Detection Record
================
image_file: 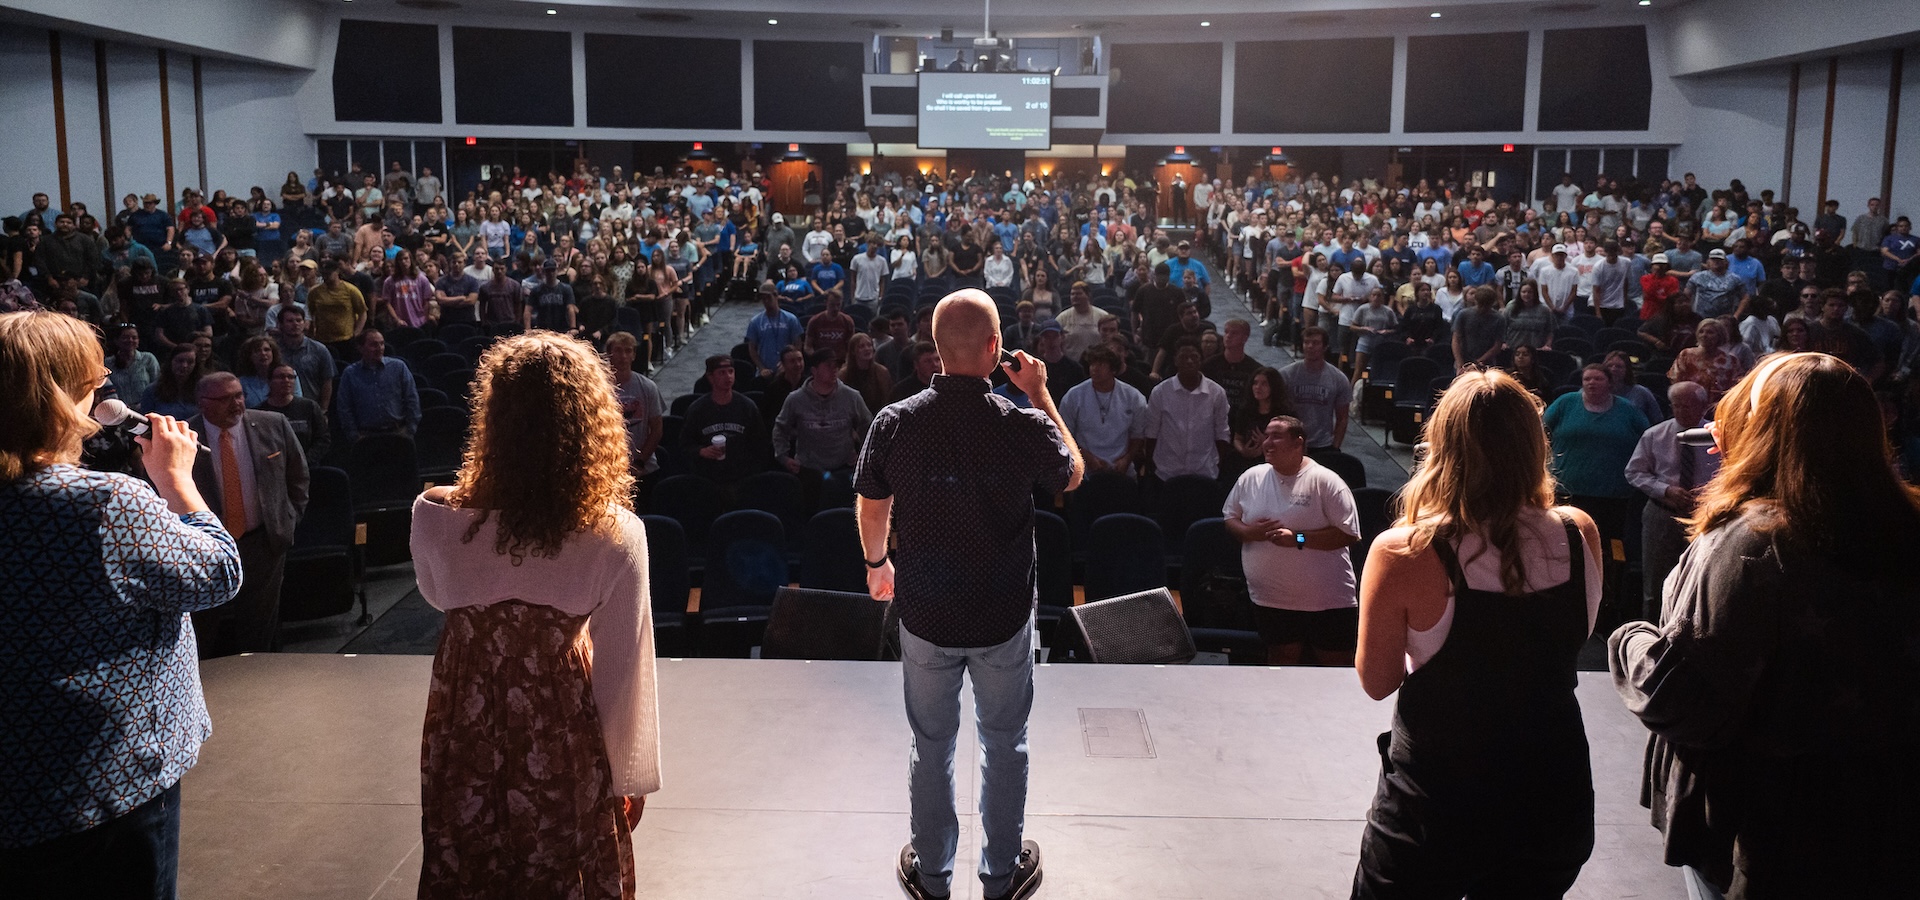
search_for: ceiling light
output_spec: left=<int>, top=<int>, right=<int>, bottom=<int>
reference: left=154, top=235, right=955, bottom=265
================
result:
left=1638, top=0, right=1652, bottom=5
left=1199, top=21, right=1211, bottom=27
left=768, top=18, right=779, bottom=24
left=1429, top=11, right=1443, bottom=18
left=545, top=8, right=557, bottom=14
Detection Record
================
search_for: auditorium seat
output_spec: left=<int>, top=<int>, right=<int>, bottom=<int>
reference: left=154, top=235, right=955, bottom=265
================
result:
left=415, top=406, right=470, bottom=484
left=734, top=470, right=807, bottom=556
left=346, top=434, right=421, bottom=567
left=1084, top=513, right=1166, bottom=602
left=798, top=508, right=868, bottom=594
left=698, top=509, right=786, bottom=658
left=435, top=322, right=479, bottom=345
left=1034, top=509, right=1074, bottom=648
left=648, top=474, right=726, bottom=568
left=277, top=466, right=368, bottom=640
left=640, top=514, right=693, bottom=657
left=1154, top=473, right=1228, bottom=564
left=429, top=369, right=474, bottom=407
left=1317, top=449, right=1368, bottom=491
left=1067, top=469, right=1142, bottom=555
left=399, top=337, right=444, bottom=365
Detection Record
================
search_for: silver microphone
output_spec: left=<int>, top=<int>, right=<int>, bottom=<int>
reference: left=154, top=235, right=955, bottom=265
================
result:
left=94, top=399, right=211, bottom=451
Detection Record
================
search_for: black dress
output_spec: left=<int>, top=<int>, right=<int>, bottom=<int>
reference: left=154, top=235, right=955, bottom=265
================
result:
left=1354, top=515, right=1595, bottom=899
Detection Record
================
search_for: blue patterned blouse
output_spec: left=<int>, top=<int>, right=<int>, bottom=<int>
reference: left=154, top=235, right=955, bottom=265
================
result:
left=0, top=464, right=242, bottom=847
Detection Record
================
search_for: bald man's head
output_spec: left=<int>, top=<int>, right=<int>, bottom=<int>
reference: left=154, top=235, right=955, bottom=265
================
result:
left=932, top=289, right=1002, bottom=377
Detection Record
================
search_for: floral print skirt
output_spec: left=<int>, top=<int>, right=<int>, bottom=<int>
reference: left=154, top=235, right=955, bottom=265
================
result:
left=419, top=601, right=636, bottom=900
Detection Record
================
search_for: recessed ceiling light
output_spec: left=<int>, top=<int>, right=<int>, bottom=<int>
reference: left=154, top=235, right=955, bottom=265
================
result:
left=1638, top=0, right=1652, bottom=5
left=545, top=8, right=557, bottom=14
left=1199, top=21, right=1211, bottom=27
left=1429, top=11, right=1443, bottom=18
left=768, top=18, right=779, bottom=24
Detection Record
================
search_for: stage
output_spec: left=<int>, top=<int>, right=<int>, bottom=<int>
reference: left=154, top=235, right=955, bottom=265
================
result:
left=179, top=655, right=1683, bottom=899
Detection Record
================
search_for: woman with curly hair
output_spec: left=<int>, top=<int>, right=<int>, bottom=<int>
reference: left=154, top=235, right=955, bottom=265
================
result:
left=410, top=331, right=660, bottom=899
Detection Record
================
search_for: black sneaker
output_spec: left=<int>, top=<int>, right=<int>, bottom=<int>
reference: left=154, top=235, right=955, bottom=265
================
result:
left=984, top=840, right=1043, bottom=900
left=897, top=843, right=949, bottom=900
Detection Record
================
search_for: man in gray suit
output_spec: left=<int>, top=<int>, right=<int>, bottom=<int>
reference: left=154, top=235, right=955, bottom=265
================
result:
left=188, top=372, right=310, bottom=656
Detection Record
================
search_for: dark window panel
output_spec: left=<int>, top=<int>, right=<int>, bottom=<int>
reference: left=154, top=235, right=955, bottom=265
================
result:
left=1539, top=26, right=1651, bottom=131
left=1108, top=43, right=1222, bottom=134
left=453, top=27, right=573, bottom=127
left=1404, top=33, right=1526, bottom=133
left=870, top=85, right=916, bottom=117
left=1233, top=39, right=1392, bottom=134
left=1052, top=87, right=1101, bottom=118
left=754, top=40, right=865, bottom=132
left=333, top=20, right=441, bottom=123
left=585, top=35, right=741, bottom=130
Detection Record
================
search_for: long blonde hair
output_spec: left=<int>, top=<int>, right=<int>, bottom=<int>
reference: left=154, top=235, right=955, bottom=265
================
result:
left=1395, top=368, right=1555, bottom=595
left=0, top=312, right=102, bottom=482
left=452, top=332, right=633, bottom=563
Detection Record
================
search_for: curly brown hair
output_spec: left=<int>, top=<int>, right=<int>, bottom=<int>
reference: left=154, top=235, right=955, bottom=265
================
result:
left=451, top=331, right=633, bottom=563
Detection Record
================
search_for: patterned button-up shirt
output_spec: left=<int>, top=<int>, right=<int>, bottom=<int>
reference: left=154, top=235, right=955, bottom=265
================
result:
left=855, top=375, right=1074, bottom=647
left=0, top=466, right=241, bottom=847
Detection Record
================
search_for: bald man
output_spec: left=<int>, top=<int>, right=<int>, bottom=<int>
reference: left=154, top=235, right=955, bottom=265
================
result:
left=855, top=289, right=1082, bottom=900
left=187, top=372, right=309, bottom=655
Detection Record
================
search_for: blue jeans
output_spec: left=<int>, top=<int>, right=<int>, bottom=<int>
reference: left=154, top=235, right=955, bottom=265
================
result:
left=0, top=779, right=181, bottom=899
left=901, top=619, right=1035, bottom=898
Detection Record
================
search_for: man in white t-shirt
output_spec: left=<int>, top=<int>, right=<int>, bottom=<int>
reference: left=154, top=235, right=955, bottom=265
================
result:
left=1530, top=244, right=1581, bottom=320
left=1589, top=241, right=1632, bottom=325
left=800, top=221, right=832, bottom=265
left=1550, top=175, right=1583, bottom=218
left=1052, top=281, right=1106, bottom=361
left=1222, top=416, right=1361, bottom=665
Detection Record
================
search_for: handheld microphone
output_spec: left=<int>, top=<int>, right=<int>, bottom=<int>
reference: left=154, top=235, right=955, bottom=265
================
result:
left=1675, top=427, right=1716, bottom=448
left=94, top=399, right=211, bottom=451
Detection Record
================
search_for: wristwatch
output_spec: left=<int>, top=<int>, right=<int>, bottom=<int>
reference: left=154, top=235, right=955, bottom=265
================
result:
left=865, top=553, right=890, bottom=569
left=1294, top=532, right=1307, bottom=550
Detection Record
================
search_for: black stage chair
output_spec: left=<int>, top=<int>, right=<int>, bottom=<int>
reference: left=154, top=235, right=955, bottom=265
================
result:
left=1084, top=513, right=1166, bottom=602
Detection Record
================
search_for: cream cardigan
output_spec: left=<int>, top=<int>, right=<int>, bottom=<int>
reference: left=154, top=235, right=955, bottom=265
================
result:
left=410, top=494, right=662, bottom=796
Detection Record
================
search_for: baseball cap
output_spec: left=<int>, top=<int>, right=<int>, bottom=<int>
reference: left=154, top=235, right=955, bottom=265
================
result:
left=541, top=258, right=558, bottom=270
left=1037, top=319, right=1063, bottom=334
left=704, top=355, right=734, bottom=374
left=298, top=259, right=319, bottom=270
left=771, top=212, right=784, bottom=223
left=1551, top=243, right=1569, bottom=254
left=1708, top=248, right=1728, bottom=259
left=1650, top=253, right=1670, bottom=265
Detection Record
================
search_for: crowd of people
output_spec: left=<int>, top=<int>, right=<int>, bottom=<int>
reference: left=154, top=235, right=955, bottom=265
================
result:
left=4, top=149, right=1920, bottom=900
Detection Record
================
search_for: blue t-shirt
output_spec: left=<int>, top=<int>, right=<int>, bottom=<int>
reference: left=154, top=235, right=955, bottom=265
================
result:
left=1457, top=260, right=1496, bottom=287
left=1884, top=232, right=1919, bottom=270
left=810, top=262, right=846, bottom=294
left=1415, top=246, right=1453, bottom=273
left=778, top=278, right=811, bottom=303
left=746, top=309, right=804, bottom=368
left=1725, top=255, right=1764, bottom=294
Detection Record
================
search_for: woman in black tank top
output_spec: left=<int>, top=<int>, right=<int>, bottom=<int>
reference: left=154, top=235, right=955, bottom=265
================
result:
left=1351, top=368, right=1603, bottom=899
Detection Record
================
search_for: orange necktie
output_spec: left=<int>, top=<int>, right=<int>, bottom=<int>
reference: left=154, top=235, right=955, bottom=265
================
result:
left=220, top=428, right=248, bottom=534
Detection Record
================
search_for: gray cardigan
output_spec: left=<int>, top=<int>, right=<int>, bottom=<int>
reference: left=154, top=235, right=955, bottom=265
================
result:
left=1608, top=509, right=1920, bottom=896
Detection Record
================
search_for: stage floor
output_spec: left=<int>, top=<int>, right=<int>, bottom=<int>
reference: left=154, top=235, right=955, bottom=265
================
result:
left=180, top=655, right=1682, bottom=899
